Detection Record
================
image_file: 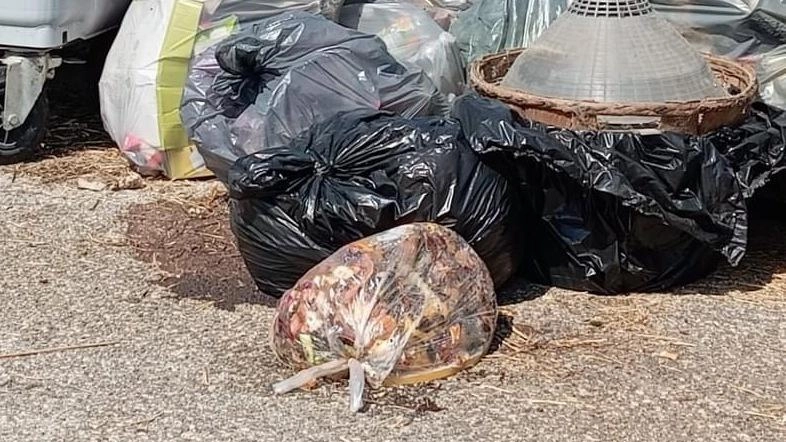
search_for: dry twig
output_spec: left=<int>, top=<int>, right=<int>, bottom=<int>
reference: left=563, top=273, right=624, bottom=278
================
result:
left=0, top=341, right=119, bottom=360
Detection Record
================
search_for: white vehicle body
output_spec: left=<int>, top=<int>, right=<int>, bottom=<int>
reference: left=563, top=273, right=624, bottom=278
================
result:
left=0, top=0, right=130, bottom=161
left=0, top=0, right=130, bottom=50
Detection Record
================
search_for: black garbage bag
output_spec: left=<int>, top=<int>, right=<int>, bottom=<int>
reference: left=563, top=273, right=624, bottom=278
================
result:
left=227, top=108, right=521, bottom=297
left=452, top=94, right=748, bottom=294
left=180, top=11, right=448, bottom=182
left=706, top=102, right=786, bottom=207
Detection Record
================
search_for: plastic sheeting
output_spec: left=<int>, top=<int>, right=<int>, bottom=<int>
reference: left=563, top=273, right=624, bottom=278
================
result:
left=227, top=108, right=521, bottom=296
left=181, top=11, right=448, bottom=182
left=338, top=2, right=466, bottom=97
left=453, top=94, right=750, bottom=294
left=401, top=0, right=475, bottom=29
left=271, top=223, right=496, bottom=412
left=449, top=0, right=569, bottom=63
left=99, top=0, right=318, bottom=178
left=650, top=1, right=786, bottom=109
left=651, top=0, right=786, bottom=57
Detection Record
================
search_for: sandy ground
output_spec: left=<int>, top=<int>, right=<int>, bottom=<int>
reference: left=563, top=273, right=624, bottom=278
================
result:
left=1, top=151, right=785, bottom=442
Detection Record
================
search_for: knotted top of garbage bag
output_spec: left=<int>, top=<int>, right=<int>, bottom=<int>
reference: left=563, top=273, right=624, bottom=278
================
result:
left=227, top=109, right=483, bottom=244
left=226, top=105, right=521, bottom=294
left=212, top=12, right=407, bottom=117
left=227, top=110, right=405, bottom=201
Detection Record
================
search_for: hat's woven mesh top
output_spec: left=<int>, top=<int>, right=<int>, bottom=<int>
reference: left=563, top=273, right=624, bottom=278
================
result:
left=568, top=0, right=652, bottom=17
left=501, top=0, right=727, bottom=103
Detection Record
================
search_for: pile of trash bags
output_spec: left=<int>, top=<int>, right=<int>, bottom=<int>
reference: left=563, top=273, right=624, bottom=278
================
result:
left=221, top=92, right=786, bottom=296
left=90, top=0, right=786, bottom=412
left=271, top=223, right=497, bottom=412
left=92, top=0, right=786, bottom=409
left=173, top=6, right=786, bottom=297
left=233, top=90, right=783, bottom=408
left=100, top=0, right=467, bottom=179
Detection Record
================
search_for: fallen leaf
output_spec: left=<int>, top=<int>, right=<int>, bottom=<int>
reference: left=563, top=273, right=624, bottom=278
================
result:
left=77, top=178, right=107, bottom=192
left=111, top=173, right=146, bottom=191
left=655, top=350, right=680, bottom=361
left=587, top=318, right=605, bottom=327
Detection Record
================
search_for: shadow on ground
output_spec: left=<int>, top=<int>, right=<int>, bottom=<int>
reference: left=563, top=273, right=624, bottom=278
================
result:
left=124, top=196, right=278, bottom=310
left=122, top=190, right=786, bottom=313
left=40, top=31, right=117, bottom=156
left=497, top=279, right=550, bottom=306
left=677, top=209, right=786, bottom=296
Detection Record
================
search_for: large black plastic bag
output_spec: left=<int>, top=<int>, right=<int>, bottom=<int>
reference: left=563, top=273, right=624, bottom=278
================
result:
left=452, top=95, right=748, bottom=294
left=180, top=11, right=448, bottom=182
left=227, top=109, right=521, bottom=296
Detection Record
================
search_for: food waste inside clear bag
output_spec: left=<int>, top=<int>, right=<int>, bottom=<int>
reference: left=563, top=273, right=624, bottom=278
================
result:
left=270, top=223, right=498, bottom=412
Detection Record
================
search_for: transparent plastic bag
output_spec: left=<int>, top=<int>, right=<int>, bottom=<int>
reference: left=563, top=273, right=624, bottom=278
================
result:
left=401, top=0, right=460, bottom=30
left=270, top=223, right=497, bottom=412
left=338, top=2, right=467, bottom=97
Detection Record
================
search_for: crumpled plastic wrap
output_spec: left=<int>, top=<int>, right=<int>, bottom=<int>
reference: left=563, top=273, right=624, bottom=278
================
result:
left=706, top=101, right=786, bottom=207
left=227, top=107, right=521, bottom=296
left=180, top=11, right=448, bottom=182
left=338, top=2, right=466, bottom=97
left=453, top=94, right=749, bottom=294
left=270, top=223, right=497, bottom=412
left=449, top=0, right=569, bottom=62
left=651, top=0, right=786, bottom=109
left=401, top=0, right=475, bottom=30
left=705, top=102, right=786, bottom=198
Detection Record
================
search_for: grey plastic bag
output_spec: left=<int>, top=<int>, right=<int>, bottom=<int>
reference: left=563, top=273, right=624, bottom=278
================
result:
left=180, top=11, right=448, bottom=182
left=449, top=0, right=569, bottom=63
